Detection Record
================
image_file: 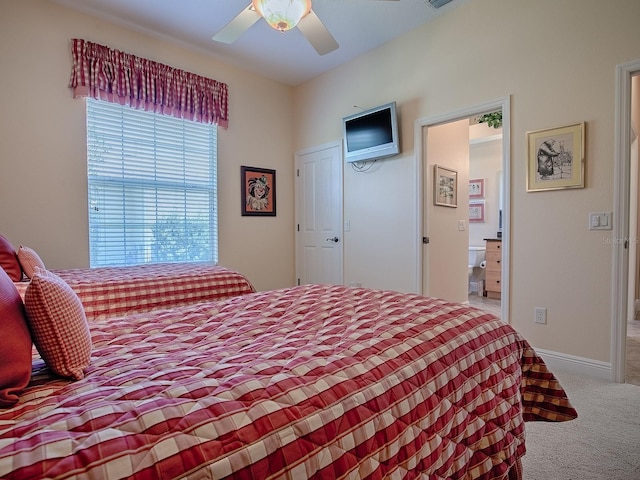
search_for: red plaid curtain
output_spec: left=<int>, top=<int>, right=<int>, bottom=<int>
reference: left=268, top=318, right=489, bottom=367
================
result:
left=69, top=39, right=229, bottom=128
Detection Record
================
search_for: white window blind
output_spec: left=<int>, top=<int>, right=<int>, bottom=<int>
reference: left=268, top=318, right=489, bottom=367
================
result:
left=86, top=98, right=217, bottom=267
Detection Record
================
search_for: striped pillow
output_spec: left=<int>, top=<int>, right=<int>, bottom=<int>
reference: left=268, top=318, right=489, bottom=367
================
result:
left=17, top=245, right=46, bottom=279
left=24, top=268, right=91, bottom=380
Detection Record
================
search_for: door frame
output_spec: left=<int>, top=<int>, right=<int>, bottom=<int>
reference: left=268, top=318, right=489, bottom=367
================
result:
left=294, top=141, right=344, bottom=286
left=612, top=59, right=640, bottom=382
left=414, top=96, right=511, bottom=322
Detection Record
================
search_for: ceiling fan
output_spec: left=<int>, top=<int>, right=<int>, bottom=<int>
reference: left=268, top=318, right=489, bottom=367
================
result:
left=212, top=0, right=401, bottom=56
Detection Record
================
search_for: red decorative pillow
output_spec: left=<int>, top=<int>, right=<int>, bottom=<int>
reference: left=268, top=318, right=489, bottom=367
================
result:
left=17, top=245, right=46, bottom=279
left=0, top=234, right=22, bottom=282
left=0, top=268, right=32, bottom=407
left=24, top=268, right=92, bottom=380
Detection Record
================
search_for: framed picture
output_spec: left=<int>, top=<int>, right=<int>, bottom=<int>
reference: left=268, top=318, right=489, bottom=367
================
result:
left=469, top=178, right=485, bottom=199
left=434, top=165, right=458, bottom=207
left=469, top=202, right=485, bottom=223
left=241, top=166, right=276, bottom=216
left=526, top=122, right=585, bottom=192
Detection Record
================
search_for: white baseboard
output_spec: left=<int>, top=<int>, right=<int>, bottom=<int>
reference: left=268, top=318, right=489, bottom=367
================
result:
left=534, top=347, right=613, bottom=381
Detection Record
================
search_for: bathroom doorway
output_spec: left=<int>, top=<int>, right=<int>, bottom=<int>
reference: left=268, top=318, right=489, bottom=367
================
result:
left=418, top=97, right=510, bottom=322
left=467, top=116, right=503, bottom=318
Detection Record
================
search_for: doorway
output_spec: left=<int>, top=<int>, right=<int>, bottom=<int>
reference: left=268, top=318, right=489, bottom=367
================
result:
left=628, top=73, right=640, bottom=384
left=415, top=97, right=511, bottom=322
left=468, top=118, right=504, bottom=318
left=613, top=59, right=640, bottom=383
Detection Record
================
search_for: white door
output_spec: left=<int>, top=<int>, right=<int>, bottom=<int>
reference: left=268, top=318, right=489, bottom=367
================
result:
left=295, top=142, right=343, bottom=285
left=423, top=120, right=470, bottom=303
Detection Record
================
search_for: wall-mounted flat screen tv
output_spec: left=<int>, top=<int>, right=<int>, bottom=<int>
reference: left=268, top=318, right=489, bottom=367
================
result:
left=342, top=102, right=400, bottom=163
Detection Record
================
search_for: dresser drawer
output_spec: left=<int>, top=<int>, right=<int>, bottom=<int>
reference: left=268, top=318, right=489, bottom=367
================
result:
left=486, top=241, right=502, bottom=254
left=485, top=272, right=502, bottom=292
left=485, top=252, right=502, bottom=272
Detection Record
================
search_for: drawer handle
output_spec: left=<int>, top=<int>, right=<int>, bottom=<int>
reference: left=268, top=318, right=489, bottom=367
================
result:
left=496, top=260, right=501, bottom=264
left=496, top=280, right=500, bottom=284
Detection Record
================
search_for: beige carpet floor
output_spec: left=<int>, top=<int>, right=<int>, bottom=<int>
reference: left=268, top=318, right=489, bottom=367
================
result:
left=522, top=369, right=640, bottom=479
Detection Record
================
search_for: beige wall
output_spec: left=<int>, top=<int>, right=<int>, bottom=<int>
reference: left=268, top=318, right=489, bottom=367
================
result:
left=293, top=0, right=640, bottom=364
left=0, top=0, right=296, bottom=292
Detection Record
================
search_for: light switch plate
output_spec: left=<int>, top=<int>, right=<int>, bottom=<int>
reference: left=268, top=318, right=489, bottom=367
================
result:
left=589, top=212, right=612, bottom=230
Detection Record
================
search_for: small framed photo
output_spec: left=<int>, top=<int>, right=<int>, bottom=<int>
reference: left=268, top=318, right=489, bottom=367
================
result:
left=526, top=122, right=585, bottom=192
left=241, top=166, right=276, bottom=216
left=469, top=178, right=485, bottom=199
left=434, top=165, right=458, bottom=207
left=469, top=202, right=485, bottom=223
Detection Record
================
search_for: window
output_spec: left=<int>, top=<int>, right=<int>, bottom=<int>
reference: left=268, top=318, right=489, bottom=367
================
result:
left=86, top=98, right=217, bottom=267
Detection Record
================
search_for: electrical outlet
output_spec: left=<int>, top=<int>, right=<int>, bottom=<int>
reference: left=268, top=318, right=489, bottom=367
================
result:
left=535, top=307, right=547, bottom=324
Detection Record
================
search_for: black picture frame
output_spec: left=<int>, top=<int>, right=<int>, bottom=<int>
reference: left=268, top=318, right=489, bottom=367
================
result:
left=241, top=166, right=276, bottom=216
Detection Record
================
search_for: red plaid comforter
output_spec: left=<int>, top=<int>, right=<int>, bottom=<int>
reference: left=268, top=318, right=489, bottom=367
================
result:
left=14, top=263, right=255, bottom=320
left=0, top=285, right=576, bottom=480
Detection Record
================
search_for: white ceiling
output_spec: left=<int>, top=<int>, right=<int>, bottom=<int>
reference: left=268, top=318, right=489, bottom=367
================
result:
left=51, top=0, right=468, bottom=86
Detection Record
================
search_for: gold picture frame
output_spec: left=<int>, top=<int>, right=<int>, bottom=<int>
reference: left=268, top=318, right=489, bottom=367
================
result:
left=526, top=122, right=585, bottom=192
left=434, top=165, right=458, bottom=207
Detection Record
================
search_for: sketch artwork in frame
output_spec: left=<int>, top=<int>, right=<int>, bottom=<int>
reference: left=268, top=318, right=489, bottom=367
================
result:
left=469, top=202, right=485, bottom=223
left=434, top=165, right=458, bottom=207
left=526, top=122, right=585, bottom=192
left=469, top=178, right=485, bottom=199
left=241, top=166, right=276, bottom=216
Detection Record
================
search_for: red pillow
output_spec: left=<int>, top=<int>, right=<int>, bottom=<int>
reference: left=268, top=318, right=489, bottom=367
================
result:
left=0, top=234, right=22, bottom=282
left=0, top=267, right=32, bottom=407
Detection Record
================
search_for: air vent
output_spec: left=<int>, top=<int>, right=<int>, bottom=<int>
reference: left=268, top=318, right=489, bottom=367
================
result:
left=427, top=0, right=454, bottom=8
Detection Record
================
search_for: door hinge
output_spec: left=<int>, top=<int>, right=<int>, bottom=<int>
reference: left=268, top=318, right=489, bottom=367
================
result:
left=297, top=278, right=301, bottom=286
left=297, top=224, right=300, bottom=232
left=296, top=169, right=300, bottom=177
left=422, top=236, right=430, bottom=244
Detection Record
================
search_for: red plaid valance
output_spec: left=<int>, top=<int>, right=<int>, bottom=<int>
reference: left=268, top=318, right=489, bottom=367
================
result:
left=68, top=39, right=229, bottom=128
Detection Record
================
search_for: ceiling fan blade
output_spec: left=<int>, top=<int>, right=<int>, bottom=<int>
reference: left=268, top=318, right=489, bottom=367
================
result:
left=297, top=10, right=339, bottom=56
left=212, top=5, right=261, bottom=44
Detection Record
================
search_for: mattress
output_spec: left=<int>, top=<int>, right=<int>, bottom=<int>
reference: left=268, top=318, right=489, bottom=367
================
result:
left=14, top=262, right=255, bottom=320
left=0, top=284, right=577, bottom=479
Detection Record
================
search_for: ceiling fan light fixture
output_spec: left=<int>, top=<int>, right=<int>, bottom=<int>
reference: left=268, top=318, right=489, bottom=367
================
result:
left=252, top=0, right=312, bottom=32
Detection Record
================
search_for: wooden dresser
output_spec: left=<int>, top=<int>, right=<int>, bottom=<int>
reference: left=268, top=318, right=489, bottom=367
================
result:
left=484, top=239, right=502, bottom=299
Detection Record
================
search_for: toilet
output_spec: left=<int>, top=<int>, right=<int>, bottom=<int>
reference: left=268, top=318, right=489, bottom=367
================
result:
left=468, top=246, right=486, bottom=294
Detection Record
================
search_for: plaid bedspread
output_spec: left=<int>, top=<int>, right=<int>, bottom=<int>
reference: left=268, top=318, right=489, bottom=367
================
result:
left=14, top=263, right=255, bottom=320
left=0, top=284, right=576, bottom=480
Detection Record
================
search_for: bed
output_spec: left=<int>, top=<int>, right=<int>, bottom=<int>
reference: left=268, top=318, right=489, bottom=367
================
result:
left=0, top=276, right=576, bottom=480
left=13, top=262, right=256, bottom=320
left=0, top=235, right=255, bottom=321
